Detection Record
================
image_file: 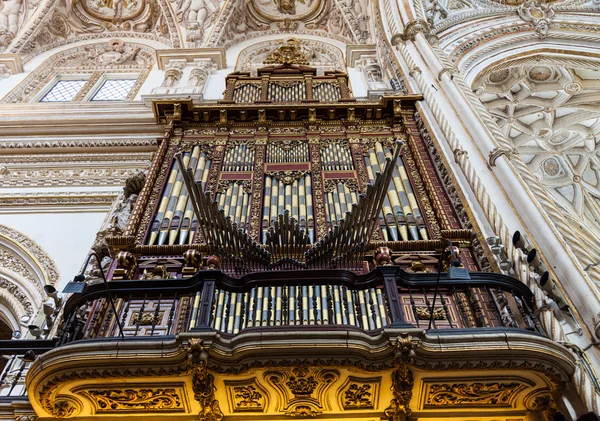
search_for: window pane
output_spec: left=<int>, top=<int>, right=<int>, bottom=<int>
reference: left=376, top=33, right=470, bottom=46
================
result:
left=91, top=79, right=136, bottom=101
left=40, top=80, right=87, bottom=102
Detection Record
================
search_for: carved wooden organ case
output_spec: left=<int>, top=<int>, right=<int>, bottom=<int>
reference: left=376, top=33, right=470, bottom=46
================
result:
left=106, top=65, right=482, bottom=281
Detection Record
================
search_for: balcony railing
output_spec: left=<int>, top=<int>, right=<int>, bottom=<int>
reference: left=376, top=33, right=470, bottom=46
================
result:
left=57, top=267, right=541, bottom=344
left=0, top=340, right=55, bottom=400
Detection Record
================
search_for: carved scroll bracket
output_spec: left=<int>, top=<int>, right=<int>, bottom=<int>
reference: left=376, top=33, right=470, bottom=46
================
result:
left=384, top=334, right=419, bottom=421
left=187, top=339, right=224, bottom=421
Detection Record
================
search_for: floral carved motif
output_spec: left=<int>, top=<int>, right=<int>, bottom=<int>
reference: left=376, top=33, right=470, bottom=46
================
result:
left=343, top=384, right=373, bottom=409
left=83, top=388, right=184, bottom=412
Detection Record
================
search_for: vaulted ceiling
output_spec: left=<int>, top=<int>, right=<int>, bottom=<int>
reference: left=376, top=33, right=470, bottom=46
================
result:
left=1, top=0, right=374, bottom=62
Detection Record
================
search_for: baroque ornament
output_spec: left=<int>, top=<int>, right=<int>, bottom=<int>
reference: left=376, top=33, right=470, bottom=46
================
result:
left=384, top=334, right=418, bottom=421
left=83, top=388, right=184, bottom=412
left=517, top=1, right=555, bottom=38
left=263, top=38, right=308, bottom=65
left=425, top=382, right=526, bottom=407
left=186, top=339, right=223, bottom=421
left=265, top=366, right=340, bottom=417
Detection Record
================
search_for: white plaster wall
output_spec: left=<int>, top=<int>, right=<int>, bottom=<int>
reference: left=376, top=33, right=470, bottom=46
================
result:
left=0, top=212, right=107, bottom=290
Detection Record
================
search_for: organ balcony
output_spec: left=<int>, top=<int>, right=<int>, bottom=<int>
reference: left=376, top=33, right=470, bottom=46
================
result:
left=14, top=266, right=577, bottom=420
left=8, top=58, right=581, bottom=420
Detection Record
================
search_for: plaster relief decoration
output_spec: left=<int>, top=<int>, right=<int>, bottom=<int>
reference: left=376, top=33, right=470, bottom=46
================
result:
left=172, top=0, right=223, bottom=45
left=2, top=39, right=154, bottom=103
left=0, top=225, right=59, bottom=328
left=265, top=366, right=340, bottom=416
left=0, top=0, right=41, bottom=50
left=10, top=0, right=179, bottom=61
left=225, top=378, right=268, bottom=412
left=237, top=38, right=344, bottom=76
left=475, top=62, right=600, bottom=246
left=517, top=0, right=554, bottom=39
left=72, top=0, right=153, bottom=30
left=211, top=0, right=354, bottom=50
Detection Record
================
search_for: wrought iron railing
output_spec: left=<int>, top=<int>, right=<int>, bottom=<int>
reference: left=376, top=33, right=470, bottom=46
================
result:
left=57, top=267, right=541, bottom=344
left=0, top=341, right=55, bottom=399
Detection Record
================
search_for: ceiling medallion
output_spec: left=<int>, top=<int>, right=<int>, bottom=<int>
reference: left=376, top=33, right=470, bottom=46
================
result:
left=73, top=0, right=153, bottom=26
left=246, top=0, right=325, bottom=25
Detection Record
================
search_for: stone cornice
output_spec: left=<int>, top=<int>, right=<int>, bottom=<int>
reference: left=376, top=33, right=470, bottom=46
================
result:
left=0, top=191, right=118, bottom=213
left=0, top=102, right=162, bottom=142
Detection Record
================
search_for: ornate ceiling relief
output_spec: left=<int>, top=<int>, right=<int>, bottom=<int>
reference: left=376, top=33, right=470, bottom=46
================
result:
left=0, top=0, right=43, bottom=50
left=475, top=61, right=600, bottom=239
left=204, top=0, right=356, bottom=50
left=170, top=0, right=224, bottom=46
left=8, top=0, right=180, bottom=61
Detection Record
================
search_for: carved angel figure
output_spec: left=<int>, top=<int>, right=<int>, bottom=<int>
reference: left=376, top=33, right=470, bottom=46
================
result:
left=176, top=0, right=220, bottom=29
left=0, top=0, right=25, bottom=47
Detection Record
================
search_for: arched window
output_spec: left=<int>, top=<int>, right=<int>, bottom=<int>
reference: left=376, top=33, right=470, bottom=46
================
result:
left=2, top=39, right=155, bottom=103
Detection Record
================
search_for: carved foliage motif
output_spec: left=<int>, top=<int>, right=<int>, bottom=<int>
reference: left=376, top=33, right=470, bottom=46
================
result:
left=225, top=379, right=267, bottom=412
left=425, top=382, right=526, bottom=407
left=340, top=378, right=380, bottom=410
left=84, top=388, right=184, bottom=412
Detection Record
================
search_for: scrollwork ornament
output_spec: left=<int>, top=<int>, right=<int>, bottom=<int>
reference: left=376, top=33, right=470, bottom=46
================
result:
left=426, top=382, right=525, bottom=407
left=84, top=388, right=183, bottom=412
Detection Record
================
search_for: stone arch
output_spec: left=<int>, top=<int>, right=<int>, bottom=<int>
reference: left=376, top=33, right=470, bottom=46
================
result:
left=0, top=225, right=59, bottom=331
left=1, top=39, right=157, bottom=103
left=469, top=48, right=600, bottom=263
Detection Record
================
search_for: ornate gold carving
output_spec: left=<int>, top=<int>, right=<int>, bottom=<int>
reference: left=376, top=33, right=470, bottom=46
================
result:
left=384, top=334, right=418, bottom=421
left=266, top=170, right=308, bottom=185
left=425, top=382, right=526, bottom=407
left=225, top=379, right=267, bottom=413
left=344, top=384, right=373, bottom=409
left=263, top=39, right=308, bottom=66
left=234, top=386, right=263, bottom=410
left=270, top=80, right=303, bottom=88
left=323, top=179, right=359, bottom=194
left=139, top=264, right=173, bottom=280
left=217, top=180, right=252, bottom=194
left=130, top=311, right=165, bottom=326
left=415, top=307, right=445, bottom=320
left=265, top=366, right=339, bottom=417
left=525, top=390, right=558, bottom=421
left=83, top=388, right=184, bottom=412
left=187, top=340, right=223, bottom=421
